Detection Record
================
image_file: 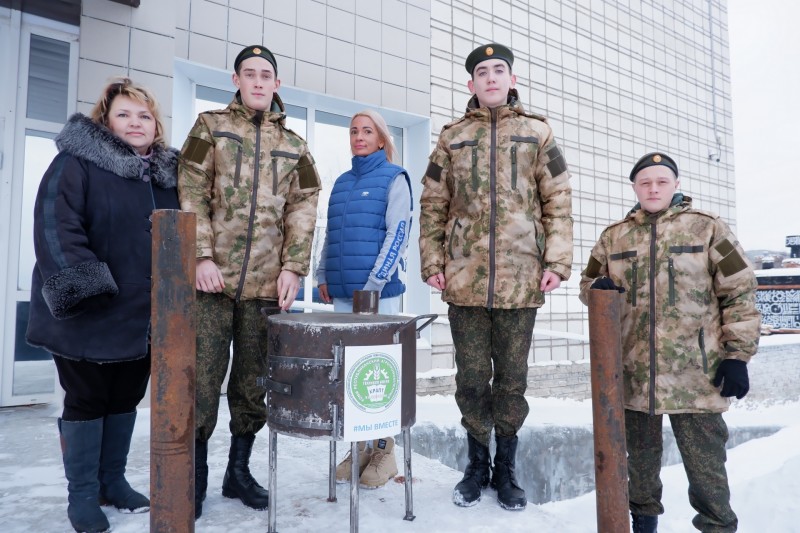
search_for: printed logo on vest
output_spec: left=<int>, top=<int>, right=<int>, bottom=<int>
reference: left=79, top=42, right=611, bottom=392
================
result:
left=346, top=353, right=399, bottom=413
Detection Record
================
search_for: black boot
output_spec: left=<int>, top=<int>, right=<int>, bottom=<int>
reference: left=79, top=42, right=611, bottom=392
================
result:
left=491, top=434, right=527, bottom=510
left=195, top=439, right=208, bottom=519
left=59, top=418, right=111, bottom=533
left=632, top=514, right=658, bottom=533
left=98, top=412, right=150, bottom=513
left=452, top=433, right=490, bottom=507
left=221, top=434, right=269, bottom=510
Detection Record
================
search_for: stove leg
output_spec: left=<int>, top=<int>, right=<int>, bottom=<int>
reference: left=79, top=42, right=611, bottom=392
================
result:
left=350, top=441, right=359, bottom=532
left=268, top=429, right=278, bottom=532
left=403, top=427, right=415, bottom=521
left=328, top=441, right=337, bottom=502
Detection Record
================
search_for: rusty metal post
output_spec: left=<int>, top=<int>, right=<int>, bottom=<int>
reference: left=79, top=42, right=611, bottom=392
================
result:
left=588, top=288, right=630, bottom=533
left=150, top=210, right=196, bottom=533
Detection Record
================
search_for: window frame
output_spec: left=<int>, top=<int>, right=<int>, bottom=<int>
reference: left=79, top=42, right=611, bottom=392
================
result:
left=1, top=14, right=78, bottom=407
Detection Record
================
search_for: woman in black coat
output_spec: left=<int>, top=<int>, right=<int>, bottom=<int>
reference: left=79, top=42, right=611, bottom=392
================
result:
left=26, top=77, right=180, bottom=533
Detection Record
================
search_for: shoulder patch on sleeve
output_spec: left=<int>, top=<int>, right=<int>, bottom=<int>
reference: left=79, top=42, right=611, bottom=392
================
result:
left=584, top=256, right=603, bottom=279
left=714, top=238, right=747, bottom=277
left=545, top=142, right=568, bottom=177
left=714, top=238, right=735, bottom=257
left=182, top=137, right=211, bottom=165
left=425, top=161, right=443, bottom=182
left=296, top=153, right=321, bottom=189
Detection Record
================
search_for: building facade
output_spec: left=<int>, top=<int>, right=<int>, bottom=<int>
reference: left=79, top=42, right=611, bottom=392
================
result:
left=0, top=0, right=736, bottom=406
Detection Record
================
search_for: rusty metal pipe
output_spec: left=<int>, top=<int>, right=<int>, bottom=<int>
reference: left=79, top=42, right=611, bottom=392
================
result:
left=588, top=289, right=630, bottom=533
left=150, top=210, right=197, bottom=533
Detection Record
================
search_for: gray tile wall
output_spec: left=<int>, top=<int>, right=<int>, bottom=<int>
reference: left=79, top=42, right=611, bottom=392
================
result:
left=78, top=0, right=432, bottom=135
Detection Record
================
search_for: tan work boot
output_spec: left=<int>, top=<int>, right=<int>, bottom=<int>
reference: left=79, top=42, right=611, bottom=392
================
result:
left=335, top=441, right=370, bottom=483
left=359, top=437, right=398, bottom=489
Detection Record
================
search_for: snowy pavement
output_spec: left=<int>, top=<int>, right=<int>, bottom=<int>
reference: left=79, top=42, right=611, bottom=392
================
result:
left=1, top=395, right=799, bottom=532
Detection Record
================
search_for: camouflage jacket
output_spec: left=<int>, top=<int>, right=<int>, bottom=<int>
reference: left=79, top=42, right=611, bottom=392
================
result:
left=419, top=91, right=573, bottom=308
left=178, top=94, right=320, bottom=301
left=579, top=196, right=761, bottom=414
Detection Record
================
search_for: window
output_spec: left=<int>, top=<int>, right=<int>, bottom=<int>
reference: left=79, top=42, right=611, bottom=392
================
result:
left=26, top=34, right=70, bottom=122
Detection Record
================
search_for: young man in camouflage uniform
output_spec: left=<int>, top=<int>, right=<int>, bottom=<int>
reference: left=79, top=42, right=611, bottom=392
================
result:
left=178, top=45, right=320, bottom=518
left=579, top=152, right=760, bottom=533
left=419, top=43, right=573, bottom=510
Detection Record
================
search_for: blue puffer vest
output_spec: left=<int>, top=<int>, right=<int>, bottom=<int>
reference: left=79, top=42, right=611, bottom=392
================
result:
left=325, top=149, right=409, bottom=299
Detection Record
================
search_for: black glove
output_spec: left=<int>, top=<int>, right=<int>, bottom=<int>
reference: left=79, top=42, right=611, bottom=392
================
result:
left=590, top=277, right=625, bottom=293
left=712, top=359, right=749, bottom=399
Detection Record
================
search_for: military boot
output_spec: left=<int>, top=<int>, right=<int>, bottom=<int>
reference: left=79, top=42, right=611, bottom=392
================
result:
left=359, top=438, right=398, bottom=489
left=452, top=433, right=491, bottom=507
left=632, top=514, right=658, bottom=533
left=335, top=441, right=371, bottom=483
left=491, top=434, right=527, bottom=510
left=194, top=439, right=208, bottom=519
left=221, top=434, right=269, bottom=510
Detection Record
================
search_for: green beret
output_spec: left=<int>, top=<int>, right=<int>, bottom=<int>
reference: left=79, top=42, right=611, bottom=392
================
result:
left=465, top=43, right=514, bottom=75
left=629, top=152, right=679, bottom=182
left=234, top=45, right=278, bottom=76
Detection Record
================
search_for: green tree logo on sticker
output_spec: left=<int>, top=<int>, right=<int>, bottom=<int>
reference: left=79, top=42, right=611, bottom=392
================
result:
left=347, top=353, right=399, bottom=413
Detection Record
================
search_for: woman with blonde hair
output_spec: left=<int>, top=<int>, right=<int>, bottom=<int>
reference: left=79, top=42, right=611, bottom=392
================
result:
left=26, top=77, right=180, bottom=533
left=316, top=109, right=413, bottom=487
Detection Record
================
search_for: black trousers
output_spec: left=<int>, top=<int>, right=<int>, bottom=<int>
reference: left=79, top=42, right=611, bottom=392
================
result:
left=54, top=354, right=151, bottom=421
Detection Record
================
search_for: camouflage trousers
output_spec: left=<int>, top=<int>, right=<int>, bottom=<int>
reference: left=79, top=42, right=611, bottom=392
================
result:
left=195, top=291, right=279, bottom=442
left=625, top=409, right=737, bottom=533
left=449, top=304, right=537, bottom=447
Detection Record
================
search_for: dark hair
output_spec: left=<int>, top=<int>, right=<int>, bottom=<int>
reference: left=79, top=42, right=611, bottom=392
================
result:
left=90, top=77, right=166, bottom=149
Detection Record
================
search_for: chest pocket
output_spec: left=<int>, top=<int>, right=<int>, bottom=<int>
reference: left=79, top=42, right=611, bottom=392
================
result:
left=667, top=245, right=706, bottom=306
left=509, top=135, right=539, bottom=190
left=270, top=150, right=300, bottom=196
left=449, top=140, right=479, bottom=191
left=212, top=131, right=243, bottom=188
left=610, top=250, right=638, bottom=306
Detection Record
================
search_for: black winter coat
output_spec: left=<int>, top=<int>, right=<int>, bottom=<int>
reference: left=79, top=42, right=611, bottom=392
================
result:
left=26, top=114, right=180, bottom=362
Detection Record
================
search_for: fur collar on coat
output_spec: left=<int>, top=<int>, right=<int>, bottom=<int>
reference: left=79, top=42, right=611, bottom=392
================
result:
left=55, top=113, right=178, bottom=188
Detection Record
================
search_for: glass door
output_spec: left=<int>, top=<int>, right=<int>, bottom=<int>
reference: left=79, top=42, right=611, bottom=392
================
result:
left=2, top=27, right=77, bottom=406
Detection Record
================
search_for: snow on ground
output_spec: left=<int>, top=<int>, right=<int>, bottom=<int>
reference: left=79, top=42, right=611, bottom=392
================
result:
left=1, top=395, right=799, bottom=532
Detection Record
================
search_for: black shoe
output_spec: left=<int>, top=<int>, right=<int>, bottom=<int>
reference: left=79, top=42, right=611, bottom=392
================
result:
left=452, top=433, right=491, bottom=507
left=221, top=434, right=269, bottom=510
left=491, top=434, right=527, bottom=510
left=195, top=439, right=208, bottom=519
left=632, top=514, right=658, bottom=533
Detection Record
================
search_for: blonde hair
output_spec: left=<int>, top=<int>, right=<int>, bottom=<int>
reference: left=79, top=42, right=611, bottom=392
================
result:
left=90, top=76, right=167, bottom=150
left=351, top=109, right=397, bottom=163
